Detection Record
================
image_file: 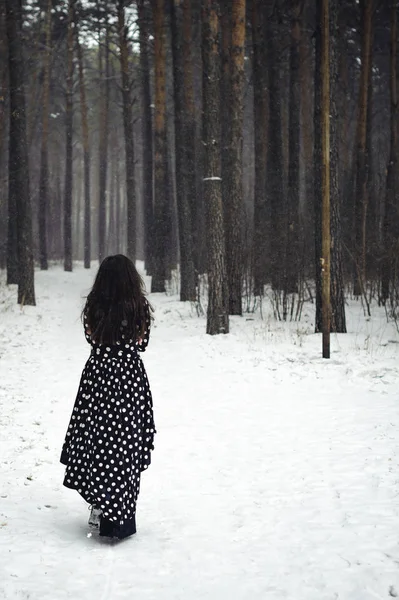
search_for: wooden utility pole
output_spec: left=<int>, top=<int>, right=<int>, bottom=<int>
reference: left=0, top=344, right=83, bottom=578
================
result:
left=321, top=0, right=330, bottom=358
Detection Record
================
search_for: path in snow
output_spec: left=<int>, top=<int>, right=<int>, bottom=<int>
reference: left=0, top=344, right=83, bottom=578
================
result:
left=0, top=265, right=399, bottom=600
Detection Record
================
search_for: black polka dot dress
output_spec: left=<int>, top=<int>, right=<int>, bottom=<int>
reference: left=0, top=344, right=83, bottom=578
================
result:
left=60, top=302, right=155, bottom=539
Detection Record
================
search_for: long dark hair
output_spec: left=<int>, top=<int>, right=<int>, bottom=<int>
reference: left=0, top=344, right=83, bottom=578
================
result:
left=83, top=254, right=152, bottom=345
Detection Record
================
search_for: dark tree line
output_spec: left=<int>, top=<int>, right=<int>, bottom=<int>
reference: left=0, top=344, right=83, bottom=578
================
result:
left=0, top=0, right=398, bottom=341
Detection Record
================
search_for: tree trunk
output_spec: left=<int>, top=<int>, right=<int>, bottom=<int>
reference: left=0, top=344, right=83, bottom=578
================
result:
left=220, top=0, right=231, bottom=276
left=170, top=0, right=196, bottom=301
left=64, top=0, right=74, bottom=272
left=224, top=0, right=245, bottom=315
left=202, top=0, right=229, bottom=335
left=382, top=1, right=399, bottom=303
left=286, top=0, right=303, bottom=294
left=151, top=0, right=168, bottom=292
left=314, top=0, right=322, bottom=332
left=4, top=0, right=17, bottom=285
left=182, top=0, right=199, bottom=274
left=330, top=0, right=346, bottom=333
left=267, top=0, right=285, bottom=292
left=365, top=33, right=376, bottom=281
left=76, top=31, right=91, bottom=269
left=137, top=0, right=154, bottom=275
left=0, top=2, right=7, bottom=271
left=252, top=0, right=268, bottom=296
left=38, top=0, right=52, bottom=271
left=118, top=0, right=136, bottom=263
left=337, top=7, right=351, bottom=262
left=320, top=0, right=330, bottom=357
left=98, top=17, right=109, bottom=264
left=116, top=146, right=121, bottom=254
left=299, top=2, right=314, bottom=247
left=5, top=0, right=35, bottom=304
left=353, top=0, right=372, bottom=296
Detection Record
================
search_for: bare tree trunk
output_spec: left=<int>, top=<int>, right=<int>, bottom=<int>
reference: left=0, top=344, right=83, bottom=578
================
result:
left=252, top=0, right=268, bottom=296
left=116, top=146, right=121, bottom=254
left=337, top=7, right=351, bottom=262
left=182, top=0, right=199, bottom=274
left=137, top=0, right=154, bottom=274
left=64, top=0, right=74, bottom=272
left=202, top=0, right=229, bottom=335
left=0, top=2, right=7, bottom=271
left=320, top=0, right=330, bottom=357
left=286, top=0, right=303, bottom=293
left=170, top=0, right=196, bottom=301
left=5, top=0, right=35, bottom=304
left=224, top=0, right=245, bottom=315
left=118, top=0, right=136, bottom=262
left=4, top=0, right=17, bottom=285
left=76, top=30, right=91, bottom=269
left=314, top=0, right=322, bottom=332
left=330, top=0, right=346, bottom=333
left=299, top=2, right=313, bottom=234
left=151, top=0, right=168, bottom=292
left=267, top=0, right=285, bottom=292
left=353, top=0, right=372, bottom=296
left=365, top=34, right=376, bottom=281
left=98, top=16, right=109, bottom=264
left=382, top=1, right=399, bottom=303
left=220, top=0, right=231, bottom=276
left=38, top=0, right=52, bottom=271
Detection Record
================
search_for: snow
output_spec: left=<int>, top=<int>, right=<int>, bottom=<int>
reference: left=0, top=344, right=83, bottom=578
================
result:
left=1, top=263, right=399, bottom=600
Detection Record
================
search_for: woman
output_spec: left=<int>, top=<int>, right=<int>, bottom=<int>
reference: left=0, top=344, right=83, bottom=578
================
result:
left=60, top=255, right=156, bottom=539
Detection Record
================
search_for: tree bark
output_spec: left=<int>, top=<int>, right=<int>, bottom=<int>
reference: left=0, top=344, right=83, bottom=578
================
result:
left=76, top=30, right=91, bottom=269
left=382, top=1, right=399, bottom=303
left=252, top=0, right=268, bottom=296
left=64, top=0, right=74, bottom=272
left=314, top=0, right=322, bottom=332
left=267, top=0, right=285, bottom=292
left=5, top=0, right=35, bottom=304
left=38, top=0, right=52, bottom=271
left=365, top=31, right=375, bottom=281
left=353, top=0, right=372, bottom=296
left=151, top=0, right=168, bottom=292
left=118, top=0, right=136, bottom=263
left=320, top=0, right=330, bottom=357
left=299, top=2, right=313, bottom=243
left=0, top=1, right=7, bottom=271
left=137, top=0, right=154, bottom=275
left=330, top=0, right=346, bottom=333
left=182, top=0, right=199, bottom=273
left=223, top=0, right=245, bottom=315
left=4, top=0, right=18, bottom=285
left=170, top=0, right=196, bottom=301
left=286, top=0, right=303, bottom=294
left=202, top=0, right=229, bottom=334
left=98, top=15, right=109, bottom=264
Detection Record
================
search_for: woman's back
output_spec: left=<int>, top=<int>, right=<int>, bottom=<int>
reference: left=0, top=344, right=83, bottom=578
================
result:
left=60, top=255, right=155, bottom=540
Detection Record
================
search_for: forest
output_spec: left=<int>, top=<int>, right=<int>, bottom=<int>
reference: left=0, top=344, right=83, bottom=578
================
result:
left=0, top=0, right=398, bottom=354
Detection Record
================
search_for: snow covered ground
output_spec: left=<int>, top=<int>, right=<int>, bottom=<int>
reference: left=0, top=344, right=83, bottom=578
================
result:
left=0, top=263, right=399, bottom=600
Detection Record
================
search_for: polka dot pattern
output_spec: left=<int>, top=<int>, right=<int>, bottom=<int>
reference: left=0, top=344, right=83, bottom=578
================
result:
left=60, top=301, right=155, bottom=530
